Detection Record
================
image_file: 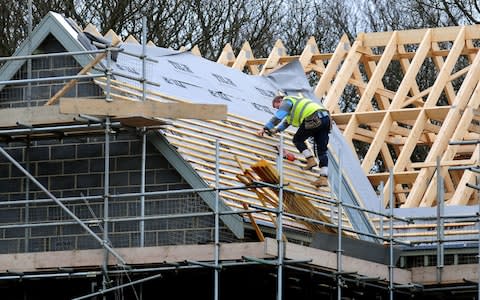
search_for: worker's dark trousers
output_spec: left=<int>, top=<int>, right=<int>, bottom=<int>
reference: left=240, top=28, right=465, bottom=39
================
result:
left=293, top=116, right=330, bottom=168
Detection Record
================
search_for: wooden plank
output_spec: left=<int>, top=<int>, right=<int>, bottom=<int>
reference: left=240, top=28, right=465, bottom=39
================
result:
left=362, top=25, right=480, bottom=47
left=278, top=56, right=300, bottom=64
left=299, top=37, right=320, bottom=69
left=347, top=77, right=397, bottom=100
left=96, top=77, right=270, bottom=128
left=349, top=32, right=398, bottom=115
left=124, top=35, right=139, bottom=44
left=232, top=41, right=260, bottom=74
left=45, top=38, right=121, bottom=106
left=335, top=107, right=450, bottom=125
left=411, top=158, right=475, bottom=168
left=59, top=97, right=227, bottom=120
left=250, top=160, right=336, bottom=234
left=431, top=42, right=457, bottom=105
left=165, top=132, right=329, bottom=195
left=324, top=41, right=364, bottom=114
left=315, top=34, right=350, bottom=101
left=364, top=48, right=479, bottom=62
left=216, top=43, right=235, bottom=66
left=0, top=105, right=77, bottom=128
left=83, top=23, right=102, bottom=37
left=242, top=41, right=260, bottom=74
left=0, top=242, right=270, bottom=272
left=104, top=29, right=121, bottom=45
left=449, top=144, right=479, bottom=205
left=448, top=170, right=477, bottom=205
left=113, top=116, right=167, bottom=127
left=259, top=39, right=286, bottom=75
left=331, top=37, right=376, bottom=144
left=377, top=221, right=475, bottom=230
left=397, top=44, right=422, bottom=102
left=391, top=229, right=478, bottom=239
left=368, top=171, right=419, bottom=186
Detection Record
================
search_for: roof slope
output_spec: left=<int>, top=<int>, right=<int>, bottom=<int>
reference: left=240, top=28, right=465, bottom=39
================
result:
left=104, top=42, right=379, bottom=238
left=88, top=23, right=480, bottom=244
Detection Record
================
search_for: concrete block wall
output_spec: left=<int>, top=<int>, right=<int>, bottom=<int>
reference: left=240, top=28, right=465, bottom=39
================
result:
left=0, top=34, right=102, bottom=108
left=0, top=133, right=237, bottom=254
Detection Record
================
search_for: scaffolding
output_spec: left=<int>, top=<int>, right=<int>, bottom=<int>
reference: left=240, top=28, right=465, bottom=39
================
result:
left=0, top=11, right=479, bottom=300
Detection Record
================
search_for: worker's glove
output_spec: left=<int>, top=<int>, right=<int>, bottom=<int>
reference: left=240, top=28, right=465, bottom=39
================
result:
left=265, top=128, right=278, bottom=136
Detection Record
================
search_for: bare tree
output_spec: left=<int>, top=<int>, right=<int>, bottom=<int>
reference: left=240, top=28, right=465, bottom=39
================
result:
left=2, top=0, right=476, bottom=60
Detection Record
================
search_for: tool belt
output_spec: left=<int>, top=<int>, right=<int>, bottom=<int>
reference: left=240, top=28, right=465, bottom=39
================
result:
left=304, top=110, right=329, bottom=129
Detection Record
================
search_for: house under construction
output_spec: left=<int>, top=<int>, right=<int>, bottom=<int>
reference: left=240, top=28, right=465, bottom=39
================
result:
left=0, top=11, right=479, bottom=300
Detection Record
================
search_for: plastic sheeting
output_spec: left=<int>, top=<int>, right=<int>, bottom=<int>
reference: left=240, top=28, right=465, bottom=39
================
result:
left=111, top=44, right=318, bottom=122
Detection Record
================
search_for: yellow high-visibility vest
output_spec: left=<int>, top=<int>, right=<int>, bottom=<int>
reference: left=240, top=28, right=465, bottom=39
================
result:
left=285, top=96, right=326, bottom=127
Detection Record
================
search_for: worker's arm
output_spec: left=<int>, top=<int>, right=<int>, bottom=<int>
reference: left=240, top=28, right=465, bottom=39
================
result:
left=257, top=101, right=292, bottom=136
left=275, top=120, right=290, bottom=132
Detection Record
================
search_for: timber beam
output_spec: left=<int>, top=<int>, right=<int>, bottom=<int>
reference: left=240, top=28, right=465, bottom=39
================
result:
left=59, top=97, right=228, bottom=120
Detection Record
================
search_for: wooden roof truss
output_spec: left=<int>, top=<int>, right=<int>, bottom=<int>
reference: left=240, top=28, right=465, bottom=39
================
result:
left=214, top=26, right=480, bottom=209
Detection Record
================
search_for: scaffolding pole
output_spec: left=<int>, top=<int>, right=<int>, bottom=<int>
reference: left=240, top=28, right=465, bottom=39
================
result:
left=214, top=140, right=221, bottom=300
left=276, top=133, right=285, bottom=300
left=336, top=146, right=343, bottom=300
left=102, top=116, right=112, bottom=296
left=436, top=157, right=445, bottom=283
left=389, top=169, right=394, bottom=300
left=23, top=0, right=31, bottom=275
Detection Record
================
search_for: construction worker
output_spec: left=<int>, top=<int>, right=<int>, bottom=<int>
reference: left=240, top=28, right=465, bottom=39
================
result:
left=256, top=95, right=330, bottom=187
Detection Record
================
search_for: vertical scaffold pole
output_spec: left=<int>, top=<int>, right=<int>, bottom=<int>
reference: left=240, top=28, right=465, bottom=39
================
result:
left=214, top=140, right=221, bottom=300
left=436, top=156, right=444, bottom=283
left=140, top=15, right=148, bottom=248
left=24, top=0, right=33, bottom=258
left=141, top=16, right=147, bottom=102
left=388, top=168, right=394, bottom=300
left=477, top=143, right=480, bottom=300
left=27, top=0, right=32, bottom=107
left=276, top=133, right=285, bottom=300
left=24, top=142, right=30, bottom=253
left=379, top=181, right=385, bottom=239
left=102, top=116, right=111, bottom=298
left=139, top=16, right=148, bottom=300
left=102, top=45, right=113, bottom=297
left=105, top=41, right=112, bottom=102
left=337, top=146, right=343, bottom=300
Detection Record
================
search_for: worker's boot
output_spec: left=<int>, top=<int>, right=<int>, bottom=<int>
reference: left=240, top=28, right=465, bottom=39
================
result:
left=302, top=156, right=317, bottom=170
left=312, top=175, right=328, bottom=187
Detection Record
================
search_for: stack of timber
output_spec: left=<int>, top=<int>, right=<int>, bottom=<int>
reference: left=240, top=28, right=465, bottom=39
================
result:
left=247, top=159, right=337, bottom=234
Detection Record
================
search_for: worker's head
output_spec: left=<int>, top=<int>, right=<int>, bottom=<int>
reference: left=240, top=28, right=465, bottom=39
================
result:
left=272, top=95, right=283, bottom=109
